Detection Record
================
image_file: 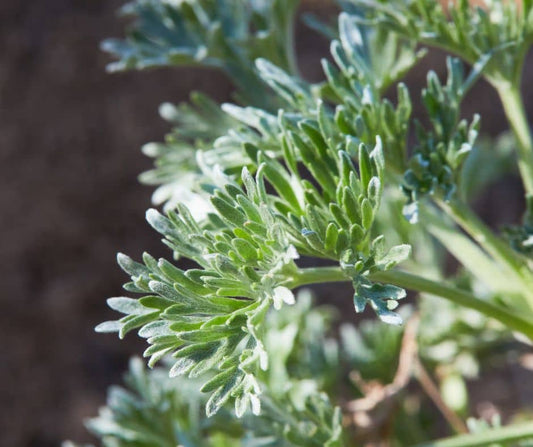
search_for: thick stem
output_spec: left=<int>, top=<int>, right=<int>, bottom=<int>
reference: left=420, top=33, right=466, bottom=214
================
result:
left=286, top=267, right=533, bottom=340
left=497, top=83, right=533, bottom=196
left=414, top=422, right=533, bottom=447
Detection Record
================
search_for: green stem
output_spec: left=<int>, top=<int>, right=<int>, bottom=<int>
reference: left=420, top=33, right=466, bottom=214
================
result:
left=287, top=266, right=348, bottom=287
left=437, top=199, right=533, bottom=306
left=279, top=0, right=300, bottom=77
left=286, top=267, right=533, bottom=340
left=496, top=82, right=533, bottom=197
left=436, top=200, right=533, bottom=309
left=371, top=270, right=533, bottom=339
left=414, top=421, right=533, bottom=447
left=284, top=17, right=299, bottom=77
left=420, top=205, right=523, bottom=296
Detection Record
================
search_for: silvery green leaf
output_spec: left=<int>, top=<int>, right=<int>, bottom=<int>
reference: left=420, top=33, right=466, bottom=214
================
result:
left=107, top=297, right=152, bottom=315
left=376, top=244, right=412, bottom=270
left=353, top=294, right=367, bottom=313
left=94, top=321, right=121, bottom=334
left=117, top=252, right=150, bottom=278
left=352, top=279, right=407, bottom=326
left=369, top=299, right=403, bottom=326
left=360, top=283, right=406, bottom=301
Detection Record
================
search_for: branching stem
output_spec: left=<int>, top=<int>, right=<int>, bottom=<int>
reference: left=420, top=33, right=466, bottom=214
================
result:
left=287, top=266, right=349, bottom=287
left=287, top=267, right=533, bottom=340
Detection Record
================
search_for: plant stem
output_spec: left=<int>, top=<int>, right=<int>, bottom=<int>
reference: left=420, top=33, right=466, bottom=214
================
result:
left=420, top=205, right=523, bottom=296
left=496, top=82, right=533, bottom=197
left=437, top=198, right=533, bottom=306
left=280, top=1, right=299, bottom=77
left=286, top=267, right=533, bottom=340
left=439, top=199, right=526, bottom=273
left=413, top=421, right=533, bottom=447
left=372, top=270, right=533, bottom=340
left=284, top=18, right=299, bottom=77
left=287, top=266, right=348, bottom=287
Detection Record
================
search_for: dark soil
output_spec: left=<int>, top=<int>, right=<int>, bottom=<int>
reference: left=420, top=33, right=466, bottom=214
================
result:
left=1, top=1, right=531, bottom=446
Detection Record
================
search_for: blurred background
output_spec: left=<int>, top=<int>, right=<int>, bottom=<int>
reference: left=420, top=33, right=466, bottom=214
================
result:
left=1, top=0, right=531, bottom=445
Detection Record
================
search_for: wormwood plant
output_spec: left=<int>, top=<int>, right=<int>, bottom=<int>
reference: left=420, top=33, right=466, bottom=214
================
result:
left=68, top=1, right=533, bottom=446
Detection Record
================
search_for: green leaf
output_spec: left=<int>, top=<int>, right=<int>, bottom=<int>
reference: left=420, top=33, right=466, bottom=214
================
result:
left=94, top=320, right=121, bottom=333
left=211, top=196, right=247, bottom=227
left=353, top=279, right=407, bottom=326
left=107, top=297, right=151, bottom=315
left=205, top=369, right=245, bottom=417
left=370, top=299, right=404, bottom=326
left=232, top=238, right=259, bottom=262
left=117, top=252, right=150, bottom=278
left=376, top=244, right=412, bottom=270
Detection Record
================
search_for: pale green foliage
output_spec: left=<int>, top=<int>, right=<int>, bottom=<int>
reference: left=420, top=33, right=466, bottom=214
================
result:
left=71, top=295, right=344, bottom=447
left=341, top=317, right=404, bottom=383
left=342, top=295, right=505, bottom=386
left=260, top=291, right=340, bottom=394
left=402, top=57, right=481, bottom=222
left=349, top=0, right=533, bottom=85
left=137, top=10, right=419, bottom=211
left=320, top=12, right=418, bottom=173
left=96, top=97, right=411, bottom=417
left=139, top=92, right=238, bottom=213
left=102, top=0, right=300, bottom=107
left=74, top=0, right=533, bottom=446
left=83, top=358, right=241, bottom=446
left=459, top=131, right=517, bottom=201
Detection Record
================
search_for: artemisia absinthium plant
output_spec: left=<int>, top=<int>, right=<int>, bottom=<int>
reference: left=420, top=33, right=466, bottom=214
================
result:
left=67, top=1, right=533, bottom=446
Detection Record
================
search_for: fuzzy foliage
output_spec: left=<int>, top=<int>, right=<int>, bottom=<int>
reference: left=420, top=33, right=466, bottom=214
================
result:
left=75, top=1, right=533, bottom=446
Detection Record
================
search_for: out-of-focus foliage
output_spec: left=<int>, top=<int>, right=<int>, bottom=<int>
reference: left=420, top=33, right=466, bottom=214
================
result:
left=346, top=0, right=533, bottom=86
left=69, top=1, right=533, bottom=446
left=102, top=0, right=301, bottom=107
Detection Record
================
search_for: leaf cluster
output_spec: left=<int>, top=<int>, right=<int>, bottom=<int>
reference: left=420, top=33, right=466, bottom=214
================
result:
left=137, top=10, right=421, bottom=211
left=94, top=6, right=500, bottom=422
left=320, top=12, right=418, bottom=173
left=102, top=0, right=300, bottom=107
left=349, top=0, right=533, bottom=85
left=78, top=1, right=533, bottom=445
left=402, top=58, right=481, bottom=222
left=97, top=184, right=299, bottom=417
left=140, top=92, right=238, bottom=213
left=97, top=90, right=413, bottom=415
left=71, top=294, right=344, bottom=447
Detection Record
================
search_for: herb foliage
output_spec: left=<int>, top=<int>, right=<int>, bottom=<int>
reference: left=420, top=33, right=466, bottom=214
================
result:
left=68, top=1, right=533, bottom=446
